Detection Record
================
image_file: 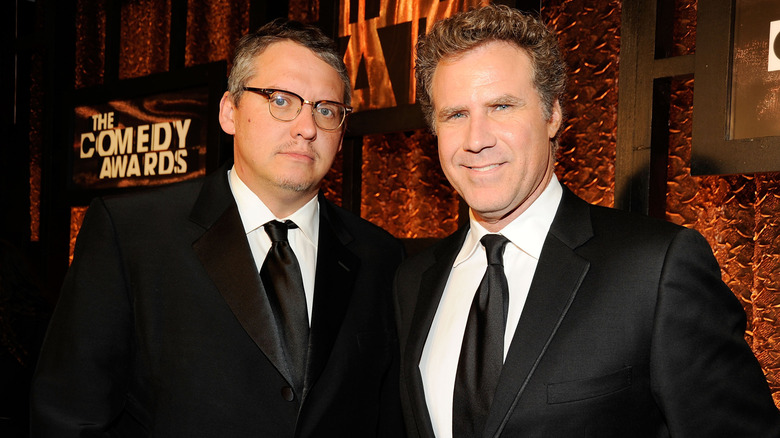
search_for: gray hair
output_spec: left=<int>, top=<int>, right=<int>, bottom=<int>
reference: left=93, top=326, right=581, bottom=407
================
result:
left=227, top=18, right=351, bottom=106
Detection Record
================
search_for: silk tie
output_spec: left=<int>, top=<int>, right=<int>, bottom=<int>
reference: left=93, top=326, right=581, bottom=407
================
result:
left=453, top=234, right=511, bottom=438
left=261, top=220, right=309, bottom=397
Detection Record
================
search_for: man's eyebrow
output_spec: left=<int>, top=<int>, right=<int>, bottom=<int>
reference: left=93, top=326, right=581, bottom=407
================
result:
left=486, top=94, right=524, bottom=106
left=437, top=105, right=467, bottom=118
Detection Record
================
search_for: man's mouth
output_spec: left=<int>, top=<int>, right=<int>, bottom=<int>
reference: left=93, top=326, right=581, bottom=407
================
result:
left=467, top=163, right=501, bottom=172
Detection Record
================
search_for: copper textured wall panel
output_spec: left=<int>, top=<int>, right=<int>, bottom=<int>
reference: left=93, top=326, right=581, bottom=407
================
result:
left=321, top=152, right=343, bottom=207
left=185, top=0, right=250, bottom=68
left=543, top=0, right=620, bottom=207
left=289, top=0, right=319, bottom=23
left=75, top=0, right=106, bottom=89
left=754, top=176, right=780, bottom=403
left=361, top=130, right=458, bottom=238
left=29, top=54, right=43, bottom=242
left=666, top=78, right=697, bottom=227
left=671, top=0, right=697, bottom=56
left=119, top=0, right=171, bottom=79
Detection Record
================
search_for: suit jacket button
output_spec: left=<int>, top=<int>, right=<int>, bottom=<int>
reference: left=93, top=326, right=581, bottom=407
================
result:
left=281, top=386, right=295, bottom=402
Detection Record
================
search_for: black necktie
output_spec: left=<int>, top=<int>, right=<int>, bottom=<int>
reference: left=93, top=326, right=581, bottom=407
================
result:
left=453, top=234, right=510, bottom=438
left=260, top=220, right=309, bottom=397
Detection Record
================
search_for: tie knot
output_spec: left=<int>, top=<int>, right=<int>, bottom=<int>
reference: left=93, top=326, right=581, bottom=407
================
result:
left=264, top=220, right=298, bottom=243
left=480, top=234, right=509, bottom=266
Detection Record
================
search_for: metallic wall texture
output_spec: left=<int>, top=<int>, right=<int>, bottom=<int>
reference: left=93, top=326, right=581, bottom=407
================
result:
left=361, top=130, right=459, bottom=238
left=544, top=0, right=621, bottom=208
left=119, top=0, right=171, bottom=80
left=75, top=0, right=106, bottom=89
left=185, top=0, right=250, bottom=68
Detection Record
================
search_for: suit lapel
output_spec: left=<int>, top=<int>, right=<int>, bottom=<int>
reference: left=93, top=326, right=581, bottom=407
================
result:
left=190, top=167, right=292, bottom=386
left=405, top=227, right=469, bottom=438
left=484, top=186, right=594, bottom=437
left=304, top=194, right=359, bottom=395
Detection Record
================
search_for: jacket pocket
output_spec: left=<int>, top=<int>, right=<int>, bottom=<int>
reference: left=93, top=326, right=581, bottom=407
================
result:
left=547, top=366, right=632, bottom=404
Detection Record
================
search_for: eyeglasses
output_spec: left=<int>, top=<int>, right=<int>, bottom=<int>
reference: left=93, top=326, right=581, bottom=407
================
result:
left=242, top=87, right=352, bottom=131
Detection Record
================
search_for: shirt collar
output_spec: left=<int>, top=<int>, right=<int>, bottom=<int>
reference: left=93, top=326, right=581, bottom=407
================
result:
left=228, top=166, right=319, bottom=246
left=453, top=175, right=563, bottom=267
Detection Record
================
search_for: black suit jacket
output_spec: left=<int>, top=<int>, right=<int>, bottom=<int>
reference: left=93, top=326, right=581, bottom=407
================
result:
left=31, top=165, right=405, bottom=437
left=395, top=184, right=780, bottom=437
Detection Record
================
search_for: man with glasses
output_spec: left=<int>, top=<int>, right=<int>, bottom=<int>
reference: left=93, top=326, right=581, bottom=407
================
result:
left=32, top=19, right=404, bottom=437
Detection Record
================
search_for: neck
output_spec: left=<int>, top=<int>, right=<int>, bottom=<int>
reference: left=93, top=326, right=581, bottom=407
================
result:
left=260, top=188, right=318, bottom=219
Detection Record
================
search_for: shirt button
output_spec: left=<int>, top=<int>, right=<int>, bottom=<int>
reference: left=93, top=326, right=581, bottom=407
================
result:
left=281, top=386, right=295, bottom=402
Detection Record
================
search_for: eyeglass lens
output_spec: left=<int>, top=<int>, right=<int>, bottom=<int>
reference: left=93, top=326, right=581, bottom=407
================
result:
left=267, top=90, right=346, bottom=130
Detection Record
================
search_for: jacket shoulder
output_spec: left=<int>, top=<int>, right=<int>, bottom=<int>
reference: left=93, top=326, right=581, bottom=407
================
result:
left=557, top=187, right=687, bottom=245
left=589, top=202, right=683, bottom=236
left=89, top=177, right=207, bottom=232
left=99, top=177, right=204, bottom=211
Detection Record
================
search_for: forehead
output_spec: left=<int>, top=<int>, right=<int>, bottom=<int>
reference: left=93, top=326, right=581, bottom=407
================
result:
left=431, top=41, right=536, bottom=102
left=250, top=40, right=344, bottom=98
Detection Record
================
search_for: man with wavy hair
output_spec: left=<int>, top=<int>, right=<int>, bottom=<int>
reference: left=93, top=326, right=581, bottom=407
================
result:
left=394, top=4, right=780, bottom=437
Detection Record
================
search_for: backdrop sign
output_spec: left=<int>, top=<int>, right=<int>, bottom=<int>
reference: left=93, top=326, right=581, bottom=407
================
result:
left=71, top=86, right=209, bottom=190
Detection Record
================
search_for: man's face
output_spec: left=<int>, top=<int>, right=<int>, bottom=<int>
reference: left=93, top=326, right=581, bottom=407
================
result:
left=431, top=40, right=561, bottom=231
left=219, top=40, right=345, bottom=212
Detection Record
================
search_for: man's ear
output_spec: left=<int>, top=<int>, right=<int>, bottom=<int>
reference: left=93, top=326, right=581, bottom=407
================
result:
left=218, top=91, right=236, bottom=135
left=547, top=99, right=563, bottom=139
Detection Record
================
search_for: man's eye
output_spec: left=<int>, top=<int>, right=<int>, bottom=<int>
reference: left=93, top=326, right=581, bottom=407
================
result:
left=316, top=105, right=336, bottom=118
left=494, top=104, right=510, bottom=111
left=437, top=109, right=467, bottom=124
left=270, top=94, right=292, bottom=107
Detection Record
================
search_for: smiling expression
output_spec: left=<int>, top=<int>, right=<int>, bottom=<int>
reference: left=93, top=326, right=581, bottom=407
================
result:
left=431, top=40, right=562, bottom=232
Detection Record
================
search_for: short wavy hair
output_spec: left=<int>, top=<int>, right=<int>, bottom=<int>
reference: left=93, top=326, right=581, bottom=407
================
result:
left=227, top=18, right=351, bottom=107
left=415, top=4, right=567, bottom=135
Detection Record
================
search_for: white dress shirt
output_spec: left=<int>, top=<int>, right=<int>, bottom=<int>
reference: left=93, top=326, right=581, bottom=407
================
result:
left=419, top=176, right=563, bottom=438
left=228, top=167, right=319, bottom=324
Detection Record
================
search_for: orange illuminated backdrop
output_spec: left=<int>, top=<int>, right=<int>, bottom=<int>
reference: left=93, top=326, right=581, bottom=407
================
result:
left=339, top=0, right=487, bottom=111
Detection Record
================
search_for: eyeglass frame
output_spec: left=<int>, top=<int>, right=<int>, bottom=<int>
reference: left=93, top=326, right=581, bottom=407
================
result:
left=242, top=87, right=353, bottom=131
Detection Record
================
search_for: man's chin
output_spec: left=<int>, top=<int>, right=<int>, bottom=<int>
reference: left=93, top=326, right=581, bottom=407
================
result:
left=469, top=200, right=525, bottom=224
left=275, top=178, right=315, bottom=193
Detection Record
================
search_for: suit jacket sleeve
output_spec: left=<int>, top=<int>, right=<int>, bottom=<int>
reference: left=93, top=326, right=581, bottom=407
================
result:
left=31, top=197, right=136, bottom=436
left=651, top=227, right=780, bottom=436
